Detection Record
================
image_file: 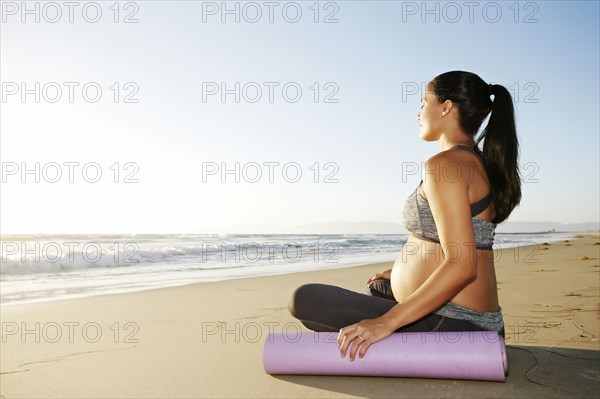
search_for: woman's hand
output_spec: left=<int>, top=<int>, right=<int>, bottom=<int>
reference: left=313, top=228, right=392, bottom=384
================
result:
left=337, top=317, right=396, bottom=361
left=366, top=268, right=392, bottom=285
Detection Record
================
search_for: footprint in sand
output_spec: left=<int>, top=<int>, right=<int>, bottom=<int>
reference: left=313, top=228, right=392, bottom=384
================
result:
left=564, top=287, right=600, bottom=297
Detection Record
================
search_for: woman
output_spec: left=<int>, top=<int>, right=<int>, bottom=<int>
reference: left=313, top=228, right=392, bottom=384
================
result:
left=287, top=71, right=522, bottom=362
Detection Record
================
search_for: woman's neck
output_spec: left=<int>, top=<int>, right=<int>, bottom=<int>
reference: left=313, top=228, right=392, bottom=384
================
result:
left=439, top=139, right=475, bottom=151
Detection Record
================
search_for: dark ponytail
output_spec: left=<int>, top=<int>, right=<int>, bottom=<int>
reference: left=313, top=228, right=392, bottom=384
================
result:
left=478, top=84, right=521, bottom=224
left=429, top=71, right=521, bottom=224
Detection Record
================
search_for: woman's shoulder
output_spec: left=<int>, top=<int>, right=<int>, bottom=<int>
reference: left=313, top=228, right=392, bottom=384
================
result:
left=424, top=148, right=459, bottom=164
left=421, top=148, right=482, bottom=187
left=422, top=149, right=466, bottom=175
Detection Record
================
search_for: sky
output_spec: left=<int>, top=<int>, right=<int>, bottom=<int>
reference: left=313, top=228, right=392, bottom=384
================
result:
left=1, top=0, right=599, bottom=234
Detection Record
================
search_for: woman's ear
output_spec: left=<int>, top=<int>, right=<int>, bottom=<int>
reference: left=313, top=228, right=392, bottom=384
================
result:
left=442, top=99, right=454, bottom=115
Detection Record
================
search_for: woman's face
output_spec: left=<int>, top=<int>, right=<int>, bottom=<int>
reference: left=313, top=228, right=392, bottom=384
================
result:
left=416, top=88, right=445, bottom=141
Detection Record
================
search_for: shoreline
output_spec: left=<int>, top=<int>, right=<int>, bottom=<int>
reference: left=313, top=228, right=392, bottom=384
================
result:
left=1, top=232, right=598, bottom=398
left=0, top=231, right=584, bottom=307
left=0, top=258, right=397, bottom=308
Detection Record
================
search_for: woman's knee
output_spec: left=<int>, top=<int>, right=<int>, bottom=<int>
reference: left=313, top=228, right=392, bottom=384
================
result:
left=287, top=283, right=327, bottom=318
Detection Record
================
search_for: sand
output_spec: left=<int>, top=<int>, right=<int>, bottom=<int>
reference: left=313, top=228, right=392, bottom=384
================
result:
left=1, top=233, right=599, bottom=398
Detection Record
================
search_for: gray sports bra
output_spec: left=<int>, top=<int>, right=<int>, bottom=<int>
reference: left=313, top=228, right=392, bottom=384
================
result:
left=402, top=145, right=496, bottom=250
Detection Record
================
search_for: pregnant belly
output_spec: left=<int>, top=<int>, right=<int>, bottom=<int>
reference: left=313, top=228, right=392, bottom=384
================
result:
left=390, top=236, right=444, bottom=302
left=390, top=235, right=500, bottom=311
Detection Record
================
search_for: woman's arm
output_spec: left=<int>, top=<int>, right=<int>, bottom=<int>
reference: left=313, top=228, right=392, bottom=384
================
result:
left=381, top=153, right=479, bottom=328
left=338, top=153, right=479, bottom=360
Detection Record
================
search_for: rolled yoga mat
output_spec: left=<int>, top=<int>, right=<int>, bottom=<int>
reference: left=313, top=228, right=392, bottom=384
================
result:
left=263, top=331, right=508, bottom=381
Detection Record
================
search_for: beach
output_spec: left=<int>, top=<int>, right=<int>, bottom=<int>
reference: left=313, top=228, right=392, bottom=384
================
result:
left=1, top=232, right=598, bottom=398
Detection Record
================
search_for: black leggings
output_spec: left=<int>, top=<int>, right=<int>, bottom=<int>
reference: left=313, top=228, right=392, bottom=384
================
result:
left=287, top=279, right=505, bottom=339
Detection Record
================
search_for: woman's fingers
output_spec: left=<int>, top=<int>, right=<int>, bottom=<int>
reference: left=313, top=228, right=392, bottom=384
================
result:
left=337, top=325, right=354, bottom=353
left=338, top=326, right=369, bottom=361
left=349, top=334, right=369, bottom=361
left=366, top=272, right=380, bottom=284
left=337, top=326, right=349, bottom=347
left=358, top=339, right=372, bottom=359
left=340, top=331, right=359, bottom=358
left=339, top=318, right=395, bottom=361
left=366, top=270, right=390, bottom=284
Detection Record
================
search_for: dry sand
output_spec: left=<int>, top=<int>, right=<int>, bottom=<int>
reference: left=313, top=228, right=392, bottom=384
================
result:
left=1, top=232, right=599, bottom=398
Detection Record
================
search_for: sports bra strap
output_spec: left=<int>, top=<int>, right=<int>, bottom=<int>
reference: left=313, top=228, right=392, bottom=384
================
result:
left=470, top=190, right=493, bottom=216
left=450, top=145, right=492, bottom=216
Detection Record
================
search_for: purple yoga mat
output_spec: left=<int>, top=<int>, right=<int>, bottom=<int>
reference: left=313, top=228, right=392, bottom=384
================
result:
left=263, top=331, right=508, bottom=381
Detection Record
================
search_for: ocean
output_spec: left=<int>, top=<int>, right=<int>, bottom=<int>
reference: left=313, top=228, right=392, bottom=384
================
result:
left=0, top=232, right=575, bottom=305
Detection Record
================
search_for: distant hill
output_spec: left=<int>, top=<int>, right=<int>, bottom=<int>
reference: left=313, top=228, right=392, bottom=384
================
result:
left=198, top=220, right=599, bottom=234
left=279, top=220, right=599, bottom=234
left=284, top=221, right=409, bottom=234
left=494, top=221, right=599, bottom=234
